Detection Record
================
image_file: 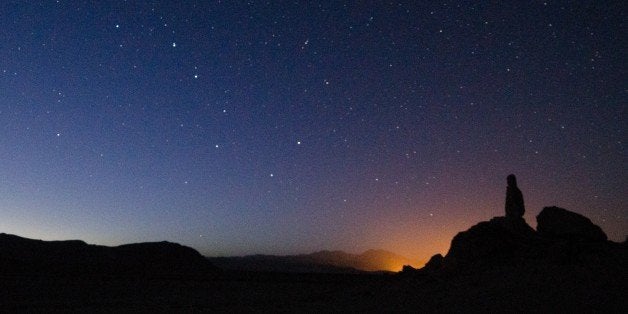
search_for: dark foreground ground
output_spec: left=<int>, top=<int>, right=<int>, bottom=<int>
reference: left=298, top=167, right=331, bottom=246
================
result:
left=2, top=265, right=626, bottom=313
left=2, top=271, right=382, bottom=312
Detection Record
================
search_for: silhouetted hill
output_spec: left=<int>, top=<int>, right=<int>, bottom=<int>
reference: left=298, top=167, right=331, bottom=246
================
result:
left=0, top=233, right=217, bottom=278
left=208, top=249, right=415, bottom=273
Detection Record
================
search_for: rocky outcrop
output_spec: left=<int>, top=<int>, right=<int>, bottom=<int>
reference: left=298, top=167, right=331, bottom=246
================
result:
left=422, top=254, right=444, bottom=272
left=536, top=206, right=607, bottom=242
left=442, top=216, right=537, bottom=270
left=399, top=206, right=627, bottom=313
left=413, top=207, right=623, bottom=275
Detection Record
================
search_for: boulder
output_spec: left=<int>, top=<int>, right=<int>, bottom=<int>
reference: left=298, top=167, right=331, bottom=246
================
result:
left=536, top=207, right=607, bottom=242
left=422, top=254, right=444, bottom=272
left=401, top=265, right=417, bottom=273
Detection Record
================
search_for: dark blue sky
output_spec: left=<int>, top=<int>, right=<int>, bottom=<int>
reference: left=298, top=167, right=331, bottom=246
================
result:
left=1, top=1, right=625, bottom=262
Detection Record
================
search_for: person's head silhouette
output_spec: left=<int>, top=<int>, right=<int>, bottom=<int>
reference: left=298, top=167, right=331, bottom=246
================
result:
left=507, top=174, right=517, bottom=187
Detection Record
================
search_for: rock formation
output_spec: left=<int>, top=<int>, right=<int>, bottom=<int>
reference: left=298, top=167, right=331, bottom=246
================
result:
left=422, top=253, right=444, bottom=272
left=400, top=205, right=627, bottom=313
left=441, top=216, right=537, bottom=270
left=411, top=206, right=623, bottom=275
left=536, top=206, right=607, bottom=242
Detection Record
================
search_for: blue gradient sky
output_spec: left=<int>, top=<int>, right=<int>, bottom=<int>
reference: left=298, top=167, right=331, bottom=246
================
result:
left=1, top=1, right=625, bottom=262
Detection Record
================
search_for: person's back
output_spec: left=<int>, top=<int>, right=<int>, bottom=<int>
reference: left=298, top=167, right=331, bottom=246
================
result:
left=505, top=174, right=525, bottom=218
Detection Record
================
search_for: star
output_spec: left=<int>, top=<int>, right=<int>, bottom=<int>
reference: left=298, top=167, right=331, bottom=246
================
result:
left=1, top=0, right=622, bottom=273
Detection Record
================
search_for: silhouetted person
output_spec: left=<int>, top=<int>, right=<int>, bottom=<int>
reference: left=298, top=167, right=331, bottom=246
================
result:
left=505, top=174, right=525, bottom=218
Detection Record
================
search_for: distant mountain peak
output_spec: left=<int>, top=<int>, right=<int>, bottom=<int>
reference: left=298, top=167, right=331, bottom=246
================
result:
left=209, top=248, right=417, bottom=273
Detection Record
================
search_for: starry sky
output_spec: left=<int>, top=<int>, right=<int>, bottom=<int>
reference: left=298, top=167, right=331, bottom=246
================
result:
left=0, top=1, right=625, bottom=263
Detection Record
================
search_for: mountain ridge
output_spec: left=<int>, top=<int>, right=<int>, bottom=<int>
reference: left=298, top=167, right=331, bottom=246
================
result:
left=208, top=248, right=417, bottom=273
left=0, top=233, right=217, bottom=277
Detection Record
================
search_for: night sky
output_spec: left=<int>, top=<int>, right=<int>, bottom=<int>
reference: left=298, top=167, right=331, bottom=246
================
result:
left=1, top=1, right=625, bottom=263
